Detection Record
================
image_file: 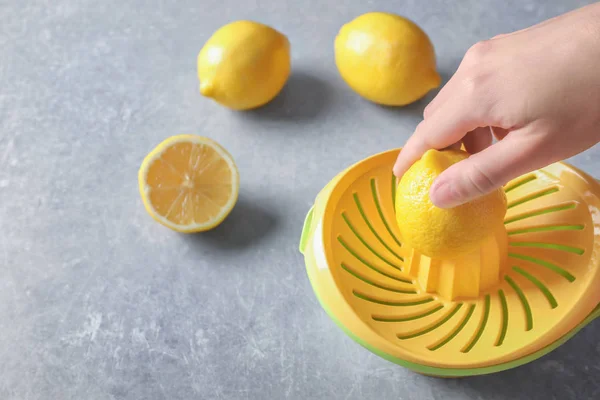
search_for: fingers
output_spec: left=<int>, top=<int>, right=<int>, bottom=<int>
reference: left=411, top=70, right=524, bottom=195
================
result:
left=463, top=127, right=493, bottom=154
left=393, top=97, right=483, bottom=177
left=395, top=44, right=503, bottom=177
left=439, top=127, right=492, bottom=155
left=423, top=77, right=458, bottom=119
left=445, top=143, right=463, bottom=151
left=491, top=126, right=510, bottom=141
left=429, top=128, right=546, bottom=208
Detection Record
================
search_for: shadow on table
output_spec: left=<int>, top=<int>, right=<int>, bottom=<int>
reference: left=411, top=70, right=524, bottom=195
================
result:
left=183, top=195, right=278, bottom=251
left=235, top=70, right=331, bottom=122
left=234, top=68, right=454, bottom=124
left=423, top=321, right=600, bottom=400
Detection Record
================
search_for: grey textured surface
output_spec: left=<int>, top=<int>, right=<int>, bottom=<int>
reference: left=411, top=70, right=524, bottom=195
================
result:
left=1, top=0, right=600, bottom=399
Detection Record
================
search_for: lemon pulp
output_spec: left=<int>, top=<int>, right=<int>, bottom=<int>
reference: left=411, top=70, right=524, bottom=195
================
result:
left=138, top=135, right=239, bottom=233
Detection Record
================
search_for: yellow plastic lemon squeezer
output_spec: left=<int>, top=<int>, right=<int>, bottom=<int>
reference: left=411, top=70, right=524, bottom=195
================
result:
left=299, top=149, right=600, bottom=377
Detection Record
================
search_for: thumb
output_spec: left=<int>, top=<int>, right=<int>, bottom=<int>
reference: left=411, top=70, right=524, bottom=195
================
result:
left=430, top=132, right=546, bottom=208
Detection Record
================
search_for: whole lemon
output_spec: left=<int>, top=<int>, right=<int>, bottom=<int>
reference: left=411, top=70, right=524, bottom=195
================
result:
left=335, top=12, right=440, bottom=106
left=197, top=21, right=290, bottom=110
left=395, top=149, right=507, bottom=259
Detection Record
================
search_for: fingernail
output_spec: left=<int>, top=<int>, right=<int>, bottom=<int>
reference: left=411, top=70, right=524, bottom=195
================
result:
left=430, top=179, right=462, bottom=209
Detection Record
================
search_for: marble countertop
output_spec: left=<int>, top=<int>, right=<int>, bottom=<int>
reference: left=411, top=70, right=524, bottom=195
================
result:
left=1, top=0, right=599, bottom=399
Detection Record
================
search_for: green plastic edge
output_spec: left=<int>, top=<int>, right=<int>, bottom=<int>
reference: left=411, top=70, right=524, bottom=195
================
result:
left=301, top=205, right=600, bottom=377
left=299, top=206, right=315, bottom=254
left=301, top=174, right=600, bottom=376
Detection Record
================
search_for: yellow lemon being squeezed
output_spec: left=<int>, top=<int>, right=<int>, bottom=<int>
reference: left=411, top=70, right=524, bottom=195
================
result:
left=395, top=149, right=507, bottom=259
left=197, top=20, right=291, bottom=110
left=335, top=12, right=441, bottom=106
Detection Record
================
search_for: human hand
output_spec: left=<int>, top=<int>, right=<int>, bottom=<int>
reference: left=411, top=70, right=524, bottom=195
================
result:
left=393, top=3, right=600, bottom=209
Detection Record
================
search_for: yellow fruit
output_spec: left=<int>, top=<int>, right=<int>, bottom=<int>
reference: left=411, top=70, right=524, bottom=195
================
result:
left=335, top=12, right=440, bottom=106
left=197, top=20, right=291, bottom=110
left=395, top=149, right=507, bottom=259
left=138, top=135, right=239, bottom=233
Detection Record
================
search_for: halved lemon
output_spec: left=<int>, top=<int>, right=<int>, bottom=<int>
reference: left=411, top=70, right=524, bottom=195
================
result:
left=138, top=135, right=239, bottom=233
